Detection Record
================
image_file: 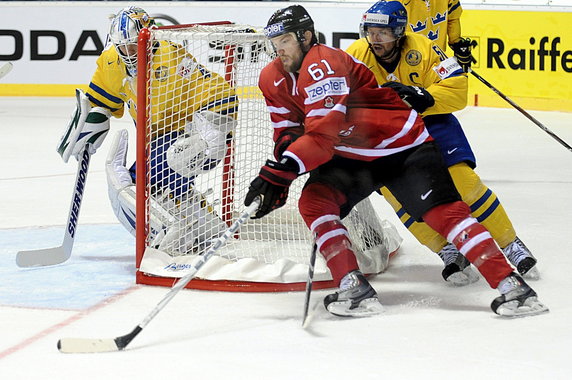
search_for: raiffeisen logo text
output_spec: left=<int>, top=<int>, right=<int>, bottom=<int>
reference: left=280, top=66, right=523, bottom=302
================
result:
left=487, top=37, right=572, bottom=72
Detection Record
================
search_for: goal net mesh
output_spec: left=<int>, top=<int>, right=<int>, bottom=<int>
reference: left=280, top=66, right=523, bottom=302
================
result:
left=136, top=24, right=401, bottom=291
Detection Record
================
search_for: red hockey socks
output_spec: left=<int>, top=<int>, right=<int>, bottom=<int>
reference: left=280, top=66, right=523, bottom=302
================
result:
left=423, top=201, right=513, bottom=288
left=299, top=183, right=359, bottom=285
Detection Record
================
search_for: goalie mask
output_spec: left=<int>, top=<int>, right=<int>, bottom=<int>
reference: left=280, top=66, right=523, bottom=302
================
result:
left=109, top=7, right=154, bottom=76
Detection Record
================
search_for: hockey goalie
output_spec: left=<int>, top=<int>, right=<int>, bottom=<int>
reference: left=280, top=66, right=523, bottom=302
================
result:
left=56, top=6, right=234, bottom=257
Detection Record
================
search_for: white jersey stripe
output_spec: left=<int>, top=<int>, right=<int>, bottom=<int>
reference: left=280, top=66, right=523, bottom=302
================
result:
left=334, top=128, right=429, bottom=157
left=282, top=151, right=307, bottom=174
left=271, top=120, right=301, bottom=129
left=307, top=104, right=347, bottom=117
left=267, top=106, right=290, bottom=114
left=375, top=110, right=418, bottom=149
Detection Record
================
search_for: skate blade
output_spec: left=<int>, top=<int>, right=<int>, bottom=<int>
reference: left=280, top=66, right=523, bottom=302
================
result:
left=496, top=297, right=549, bottom=318
left=446, top=267, right=480, bottom=287
left=327, top=297, right=384, bottom=317
left=522, top=266, right=541, bottom=281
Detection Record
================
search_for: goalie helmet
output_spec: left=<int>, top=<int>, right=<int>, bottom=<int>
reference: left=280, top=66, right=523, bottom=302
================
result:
left=264, top=5, right=316, bottom=45
left=360, top=1, right=407, bottom=40
left=108, top=6, right=154, bottom=76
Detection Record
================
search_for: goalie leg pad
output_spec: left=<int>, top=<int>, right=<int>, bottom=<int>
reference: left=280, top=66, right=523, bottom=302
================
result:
left=106, top=130, right=170, bottom=240
left=156, top=188, right=228, bottom=256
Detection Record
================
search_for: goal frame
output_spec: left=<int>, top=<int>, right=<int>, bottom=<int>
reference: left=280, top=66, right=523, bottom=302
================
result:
left=134, top=23, right=398, bottom=292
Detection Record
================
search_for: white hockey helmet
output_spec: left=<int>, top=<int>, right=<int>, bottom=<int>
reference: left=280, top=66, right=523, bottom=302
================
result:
left=108, top=7, right=154, bottom=76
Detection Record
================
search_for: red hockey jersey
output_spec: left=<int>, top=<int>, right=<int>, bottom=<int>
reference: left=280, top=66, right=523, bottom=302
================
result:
left=258, top=44, right=431, bottom=173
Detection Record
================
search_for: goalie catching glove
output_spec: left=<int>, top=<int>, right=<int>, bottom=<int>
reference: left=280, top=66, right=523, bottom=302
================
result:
left=57, top=89, right=110, bottom=163
left=381, top=82, right=435, bottom=114
left=244, top=158, right=299, bottom=219
left=450, top=37, right=478, bottom=72
left=166, top=110, right=236, bottom=178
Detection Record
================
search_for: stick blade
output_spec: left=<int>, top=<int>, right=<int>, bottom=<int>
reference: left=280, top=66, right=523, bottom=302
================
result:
left=0, top=62, right=13, bottom=78
left=57, top=338, right=120, bottom=354
left=16, top=246, right=70, bottom=267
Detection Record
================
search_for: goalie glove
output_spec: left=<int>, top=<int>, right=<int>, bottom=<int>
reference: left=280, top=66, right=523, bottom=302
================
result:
left=57, top=89, right=111, bottom=163
left=381, top=82, right=435, bottom=114
left=166, top=111, right=237, bottom=178
left=450, top=37, right=478, bottom=72
left=244, top=158, right=298, bottom=219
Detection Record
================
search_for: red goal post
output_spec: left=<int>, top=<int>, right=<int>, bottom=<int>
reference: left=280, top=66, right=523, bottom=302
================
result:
left=135, top=22, right=401, bottom=292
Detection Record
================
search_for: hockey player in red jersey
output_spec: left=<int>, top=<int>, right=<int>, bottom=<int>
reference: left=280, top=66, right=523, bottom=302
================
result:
left=244, top=5, right=548, bottom=318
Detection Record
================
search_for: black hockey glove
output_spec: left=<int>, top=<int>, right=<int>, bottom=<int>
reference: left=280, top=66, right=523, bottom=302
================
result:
left=450, top=37, right=478, bottom=72
left=382, top=82, right=435, bottom=113
left=244, top=158, right=299, bottom=219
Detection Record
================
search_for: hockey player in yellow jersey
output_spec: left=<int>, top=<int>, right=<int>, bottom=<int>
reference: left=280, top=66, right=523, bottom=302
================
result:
left=397, top=0, right=476, bottom=72
left=56, top=7, right=236, bottom=255
left=347, top=1, right=539, bottom=285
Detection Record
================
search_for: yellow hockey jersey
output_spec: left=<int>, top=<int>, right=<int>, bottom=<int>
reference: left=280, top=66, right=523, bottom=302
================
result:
left=346, top=32, right=467, bottom=115
left=86, top=41, right=237, bottom=135
left=397, top=0, right=462, bottom=50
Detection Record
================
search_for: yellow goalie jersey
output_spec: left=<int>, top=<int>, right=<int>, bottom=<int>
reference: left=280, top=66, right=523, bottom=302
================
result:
left=346, top=32, right=467, bottom=116
left=398, top=0, right=462, bottom=51
left=85, top=41, right=237, bottom=135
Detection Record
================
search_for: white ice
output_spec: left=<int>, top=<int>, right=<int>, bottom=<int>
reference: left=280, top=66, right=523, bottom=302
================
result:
left=1, top=97, right=571, bottom=379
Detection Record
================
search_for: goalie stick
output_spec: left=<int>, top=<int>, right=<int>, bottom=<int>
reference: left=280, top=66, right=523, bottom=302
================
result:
left=470, top=69, right=572, bottom=153
left=16, top=147, right=91, bottom=267
left=57, top=197, right=261, bottom=354
left=0, top=62, right=13, bottom=79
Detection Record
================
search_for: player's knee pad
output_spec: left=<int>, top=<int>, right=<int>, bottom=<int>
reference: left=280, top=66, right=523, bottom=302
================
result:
left=448, top=163, right=516, bottom=247
left=379, top=186, right=446, bottom=252
left=298, top=183, right=347, bottom=229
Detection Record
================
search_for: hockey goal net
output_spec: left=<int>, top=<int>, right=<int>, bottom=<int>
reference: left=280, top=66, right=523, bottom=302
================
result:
left=135, top=23, right=401, bottom=292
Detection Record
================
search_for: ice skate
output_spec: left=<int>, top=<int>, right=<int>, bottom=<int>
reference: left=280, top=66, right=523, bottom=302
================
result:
left=324, top=270, right=383, bottom=317
left=438, top=243, right=480, bottom=286
left=491, top=273, right=549, bottom=317
left=503, top=237, right=540, bottom=280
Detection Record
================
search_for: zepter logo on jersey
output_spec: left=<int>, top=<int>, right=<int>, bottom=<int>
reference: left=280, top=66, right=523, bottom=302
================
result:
left=304, top=77, right=349, bottom=104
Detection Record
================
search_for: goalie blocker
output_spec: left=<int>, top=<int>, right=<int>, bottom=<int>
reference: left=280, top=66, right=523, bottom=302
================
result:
left=57, top=89, right=110, bottom=163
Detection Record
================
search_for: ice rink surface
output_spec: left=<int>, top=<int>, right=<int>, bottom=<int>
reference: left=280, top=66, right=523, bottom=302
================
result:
left=1, top=97, right=571, bottom=379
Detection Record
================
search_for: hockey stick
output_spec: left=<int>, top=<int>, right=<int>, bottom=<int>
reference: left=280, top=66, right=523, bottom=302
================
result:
left=57, top=197, right=261, bottom=353
left=16, top=147, right=91, bottom=267
left=301, top=241, right=318, bottom=328
left=0, top=62, right=13, bottom=79
left=470, top=69, right=572, bottom=153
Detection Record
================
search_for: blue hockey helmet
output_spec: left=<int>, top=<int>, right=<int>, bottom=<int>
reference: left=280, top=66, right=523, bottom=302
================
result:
left=360, top=1, right=407, bottom=40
